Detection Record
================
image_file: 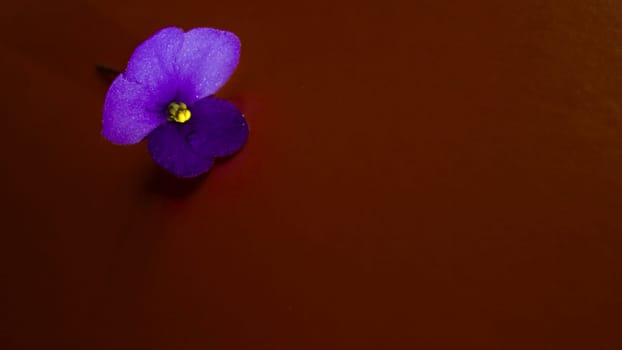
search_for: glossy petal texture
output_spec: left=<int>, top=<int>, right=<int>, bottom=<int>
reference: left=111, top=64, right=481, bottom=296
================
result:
left=147, top=97, right=248, bottom=177
left=102, top=75, right=167, bottom=144
left=186, top=97, right=249, bottom=158
left=124, top=27, right=184, bottom=89
left=123, top=27, right=240, bottom=105
left=174, top=28, right=241, bottom=104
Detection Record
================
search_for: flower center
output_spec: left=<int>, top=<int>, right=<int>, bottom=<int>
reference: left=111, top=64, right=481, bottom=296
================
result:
left=167, top=102, right=191, bottom=123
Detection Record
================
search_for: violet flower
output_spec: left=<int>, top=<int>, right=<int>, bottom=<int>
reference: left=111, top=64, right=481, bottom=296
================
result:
left=102, top=27, right=249, bottom=178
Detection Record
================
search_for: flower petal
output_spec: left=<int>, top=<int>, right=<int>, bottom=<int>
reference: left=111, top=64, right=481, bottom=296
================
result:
left=174, top=28, right=241, bottom=103
left=124, top=27, right=184, bottom=89
left=186, top=97, right=249, bottom=158
left=102, top=75, right=167, bottom=144
left=147, top=123, right=215, bottom=178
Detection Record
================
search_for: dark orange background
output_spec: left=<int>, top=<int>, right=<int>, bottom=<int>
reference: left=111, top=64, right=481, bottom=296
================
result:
left=2, top=0, right=622, bottom=349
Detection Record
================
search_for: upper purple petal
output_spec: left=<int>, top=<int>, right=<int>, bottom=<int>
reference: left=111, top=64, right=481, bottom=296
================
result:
left=186, top=97, right=249, bottom=158
left=124, top=27, right=184, bottom=89
left=174, top=28, right=241, bottom=103
left=102, top=75, right=168, bottom=144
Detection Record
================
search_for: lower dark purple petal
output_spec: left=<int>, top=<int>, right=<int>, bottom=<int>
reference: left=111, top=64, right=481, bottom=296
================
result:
left=147, top=123, right=215, bottom=178
left=146, top=97, right=248, bottom=178
left=186, top=97, right=249, bottom=158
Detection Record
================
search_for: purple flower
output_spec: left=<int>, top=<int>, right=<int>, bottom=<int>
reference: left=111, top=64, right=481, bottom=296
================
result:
left=102, top=27, right=249, bottom=178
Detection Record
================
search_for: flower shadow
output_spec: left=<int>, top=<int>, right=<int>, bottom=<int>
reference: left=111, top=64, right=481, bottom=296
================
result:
left=143, top=155, right=239, bottom=198
left=96, top=65, right=121, bottom=86
left=144, top=164, right=208, bottom=198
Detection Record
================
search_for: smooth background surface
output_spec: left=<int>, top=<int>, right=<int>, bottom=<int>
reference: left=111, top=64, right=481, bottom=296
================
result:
left=2, top=0, right=622, bottom=349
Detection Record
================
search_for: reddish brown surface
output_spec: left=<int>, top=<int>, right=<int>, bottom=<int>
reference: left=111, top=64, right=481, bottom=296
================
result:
left=2, top=0, right=622, bottom=349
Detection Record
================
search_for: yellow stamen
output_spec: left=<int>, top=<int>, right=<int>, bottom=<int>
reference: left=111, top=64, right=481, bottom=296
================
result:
left=167, top=102, right=191, bottom=123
